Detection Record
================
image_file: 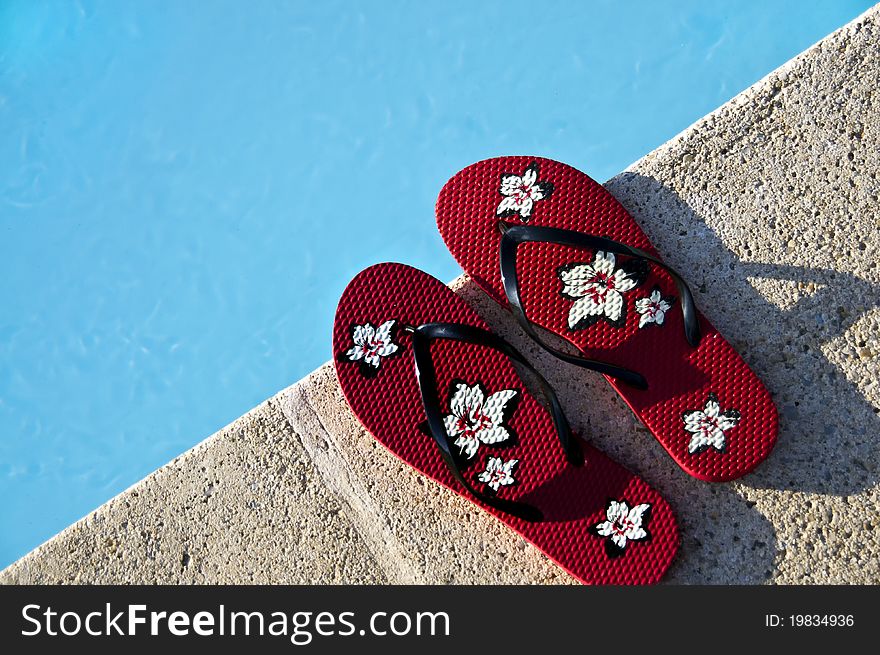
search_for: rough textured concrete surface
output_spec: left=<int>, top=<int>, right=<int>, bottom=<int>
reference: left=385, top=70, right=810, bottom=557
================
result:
left=3, top=5, right=879, bottom=584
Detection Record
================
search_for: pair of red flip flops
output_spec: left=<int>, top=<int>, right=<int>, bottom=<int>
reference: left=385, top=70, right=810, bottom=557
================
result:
left=333, top=157, right=777, bottom=584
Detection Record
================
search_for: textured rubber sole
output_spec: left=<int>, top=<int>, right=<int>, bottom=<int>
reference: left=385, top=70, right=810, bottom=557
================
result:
left=333, top=262, right=678, bottom=584
left=436, top=156, right=778, bottom=482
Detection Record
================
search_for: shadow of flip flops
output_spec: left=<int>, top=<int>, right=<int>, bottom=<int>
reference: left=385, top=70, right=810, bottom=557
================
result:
left=609, top=172, right=880, bottom=498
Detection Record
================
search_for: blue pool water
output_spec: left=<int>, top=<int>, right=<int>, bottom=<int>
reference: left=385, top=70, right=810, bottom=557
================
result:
left=0, top=1, right=872, bottom=567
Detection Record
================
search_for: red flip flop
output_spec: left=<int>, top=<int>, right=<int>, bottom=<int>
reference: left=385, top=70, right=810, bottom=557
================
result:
left=436, top=156, right=777, bottom=482
left=333, top=262, right=678, bottom=584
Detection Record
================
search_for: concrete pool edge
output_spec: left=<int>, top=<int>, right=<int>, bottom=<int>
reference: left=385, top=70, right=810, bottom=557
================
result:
left=3, top=3, right=879, bottom=584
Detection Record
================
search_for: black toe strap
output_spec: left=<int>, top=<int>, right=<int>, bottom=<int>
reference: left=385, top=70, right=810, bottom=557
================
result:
left=407, top=321, right=585, bottom=523
left=498, top=222, right=702, bottom=390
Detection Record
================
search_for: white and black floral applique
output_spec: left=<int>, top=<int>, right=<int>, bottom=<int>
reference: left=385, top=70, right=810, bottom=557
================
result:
left=557, top=251, right=648, bottom=330
left=682, top=392, right=742, bottom=454
left=635, top=286, right=677, bottom=329
left=477, top=456, right=519, bottom=493
left=589, top=498, right=652, bottom=558
left=497, top=162, right=554, bottom=221
left=442, top=381, right=519, bottom=459
left=341, top=319, right=400, bottom=378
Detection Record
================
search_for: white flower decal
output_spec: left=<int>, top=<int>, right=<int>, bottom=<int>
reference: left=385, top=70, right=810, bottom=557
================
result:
left=497, top=162, right=554, bottom=221
left=558, top=252, right=647, bottom=330
left=590, top=498, right=652, bottom=558
left=443, top=381, right=518, bottom=459
left=477, top=456, right=519, bottom=492
left=343, top=319, right=399, bottom=377
left=635, top=286, right=676, bottom=329
left=682, top=392, right=742, bottom=454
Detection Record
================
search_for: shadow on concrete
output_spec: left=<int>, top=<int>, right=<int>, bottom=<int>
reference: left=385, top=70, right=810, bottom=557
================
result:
left=610, top=173, right=880, bottom=498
